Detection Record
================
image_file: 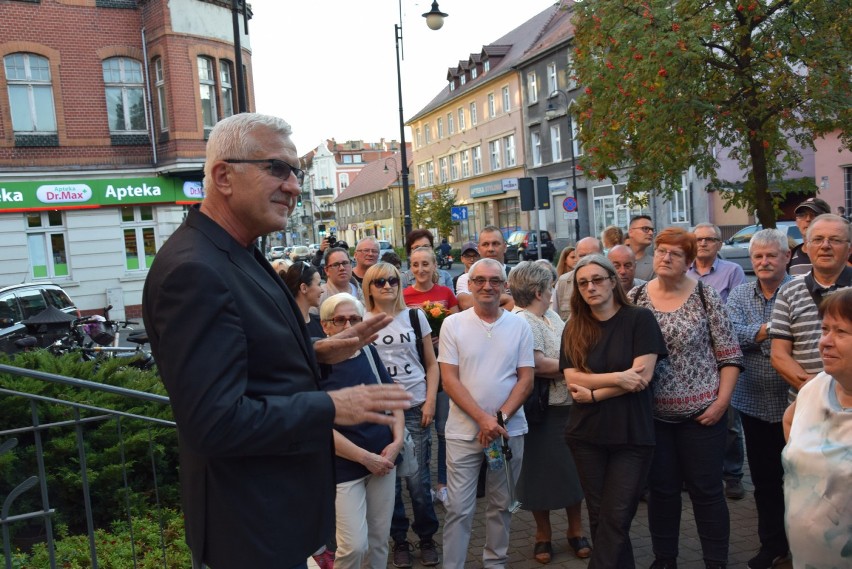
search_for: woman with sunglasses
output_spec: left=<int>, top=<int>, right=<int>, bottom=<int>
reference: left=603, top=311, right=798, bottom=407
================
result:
left=363, top=262, right=441, bottom=566
left=560, top=255, right=668, bottom=568
left=318, top=292, right=404, bottom=569
left=282, top=261, right=324, bottom=338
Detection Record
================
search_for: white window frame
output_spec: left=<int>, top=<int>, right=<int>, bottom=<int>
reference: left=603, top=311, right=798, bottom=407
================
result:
left=416, top=128, right=422, bottom=147
left=437, top=117, right=444, bottom=139
left=198, top=56, right=217, bottom=130
left=470, top=102, right=478, bottom=126
left=531, top=132, right=542, bottom=166
left=669, top=174, right=690, bottom=224
left=502, top=86, right=510, bottom=113
left=472, top=146, right=482, bottom=175
left=103, top=57, right=147, bottom=133
left=527, top=71, right=538, bottom=104
left=550, top=125, right=562, bottom=162
left=488, top=93, right=496, bottom=118
left=418, top=165, right=427, bottom=187
left=461, top=150, right=470, bottom=177
left=458, top=107, right=466, bottom=130
left=427, top=161, right=435, bottom=186
left=121, top=206, right=158, bottom=271
left=489, top=139, right=502, bottom=171
left=4, top=52, right=57, bottom=133
left=219, top=60, right=234, bottom=118
left=153, top=58, right=168, bottom=131
left=572, top=116, right=583, bottom=157
left=424, top=123, right=432, bottom=144
left=450, top=153, right=459, bottom=180
left=447, top=112, right=454, bottom=134
left=503, top=134, right=516, bottom=167
left=547, top=62, right=558, bottom=94
left=439, top=156, right=449, bottom=183
left=483, top=60, right=490, bottom=73
left=26, top=211, right=68, bottom=279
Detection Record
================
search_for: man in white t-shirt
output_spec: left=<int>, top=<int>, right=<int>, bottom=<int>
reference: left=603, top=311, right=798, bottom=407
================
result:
left=438, top=258, right=535, bottom=568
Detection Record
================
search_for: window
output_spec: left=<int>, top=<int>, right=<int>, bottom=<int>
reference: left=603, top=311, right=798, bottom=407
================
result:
left=4, top=53, right=57, bottom=133
left=527, top=71, right=538, bottom=104
left=437, top=117, right=444, bottom=139
left=503, top=134, right=516, bottom=167
left=458, top=108, right=466, bottom=130
left=219, top=61, right=234, bottom=118
left=547, top=62, right=558, bottom=95
left=198, top=56, right=217, bottom=130
left=531, top=132, right=542, bottom=166
left=447, top=112, right=454, bottom=134
left=424, top=123, right=432, bottom=144
left=572, top=116, right=583, bottom=156
left=470, top=102, right=478, bottom=126
left=121, top=206, right=157, bottom=271
left=340, top=173, right=350, bottom=189
left=450, top=153, right=459, bottom=180
left=153, top=58, right=168, bottom=131
left=488, top=93, right=496, bottom=118
left=26, top=211, right=68, bottom=279
left=426, top=161, right=435, bottom=186
left=566, top=53, right=578, bottom=91
left=416, top=128, right=422, bottom=147
left=502, top=86, right=510, bottom=113
left=418, top=165, right=427, bottom=187
left=460, top=74, right=466, bottom=85
left=483, top=59, right=491, bottom=73
left=489, top=140, right=501, bottom=171
left=343, top=155, right=353, bottom=164
left=439, top=157, right=449, bottom=183
left=102, top=57, right=146, bottom=133
left=461, top=150, right=470, bottom=177
left=550, top=125, right=562, bottom=161
left=471, top=67, right=478, bottom=79
left=669, top=175, right=690, bottom=224
left=472, top=146, right=482, bottom=175
left=449, top=80, right=455, bottom=91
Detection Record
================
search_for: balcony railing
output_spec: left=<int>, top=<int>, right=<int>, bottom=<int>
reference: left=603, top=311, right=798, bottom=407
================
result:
left=0, top=362, right=183, bottom=569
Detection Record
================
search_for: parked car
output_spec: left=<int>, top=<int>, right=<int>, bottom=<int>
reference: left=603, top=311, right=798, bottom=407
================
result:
left=0, top=283, right=79, bottom=354
left=718, top=220, right=802, bottom=273
left=290, top=246, right=312, bottom=262
left=267, top=246, right=287, bottom=261
left=377, top=240, right=394, bottom=253
left=505, top=230, right=556, bottom=263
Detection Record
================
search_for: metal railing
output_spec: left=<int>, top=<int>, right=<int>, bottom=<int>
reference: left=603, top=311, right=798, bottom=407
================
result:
left=0, top=363, right=180, bottom=569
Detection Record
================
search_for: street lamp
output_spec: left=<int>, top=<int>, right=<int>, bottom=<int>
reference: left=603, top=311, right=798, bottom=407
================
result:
left=545, top=89, right=581, bottom=243
left=395, top=0, right=448, bottom=245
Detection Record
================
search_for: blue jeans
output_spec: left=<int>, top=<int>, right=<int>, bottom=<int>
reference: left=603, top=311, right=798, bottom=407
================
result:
left=648, top=415, right=729, bottom=565
left=723, top=407, right=744, bottom=481
left=568, top=441, right=654, bottom=569
left=391, top=405, right=440, bottom=543
left=434, top=391, right=450, bottom=485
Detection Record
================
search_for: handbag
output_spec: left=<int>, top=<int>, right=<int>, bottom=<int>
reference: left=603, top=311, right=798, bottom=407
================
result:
left=523, top=376, right=550, bottom=424
left=362, top=346, right=418, bottom=478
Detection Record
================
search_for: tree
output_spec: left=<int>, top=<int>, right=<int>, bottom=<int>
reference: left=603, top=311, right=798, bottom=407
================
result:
left=408, top=185, right=457, bottom=240
left=570, top=0, right=851, bottom=226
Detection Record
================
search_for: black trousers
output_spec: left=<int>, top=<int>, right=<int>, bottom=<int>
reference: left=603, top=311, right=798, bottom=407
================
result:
left=740, top=412, right=788, bottom=553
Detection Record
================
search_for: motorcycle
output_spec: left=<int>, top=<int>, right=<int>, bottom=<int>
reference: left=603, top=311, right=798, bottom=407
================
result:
left=436, top=249, right=453, bottom=270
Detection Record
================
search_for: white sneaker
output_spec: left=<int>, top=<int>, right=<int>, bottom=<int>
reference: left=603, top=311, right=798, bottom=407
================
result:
left=435, top=486, right=448, bottom=504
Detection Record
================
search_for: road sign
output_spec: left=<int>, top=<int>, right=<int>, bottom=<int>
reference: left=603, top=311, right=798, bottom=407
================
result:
left=563, top=211, right=579, bottom=220
left=562, top=196, right=578, bottom=213
left=451, top=206, right=469, bottom=221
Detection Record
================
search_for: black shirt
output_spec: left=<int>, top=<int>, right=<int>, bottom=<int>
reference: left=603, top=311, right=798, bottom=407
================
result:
left=560, top=304, right=667, bottom=445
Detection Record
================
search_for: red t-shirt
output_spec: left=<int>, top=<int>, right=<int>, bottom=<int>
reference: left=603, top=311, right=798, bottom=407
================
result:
left=403, top=285, right=458, bottom=311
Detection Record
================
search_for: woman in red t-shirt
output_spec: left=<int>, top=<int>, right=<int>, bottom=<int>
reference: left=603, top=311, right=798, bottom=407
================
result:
left=403, top=246, right=459, bottom=338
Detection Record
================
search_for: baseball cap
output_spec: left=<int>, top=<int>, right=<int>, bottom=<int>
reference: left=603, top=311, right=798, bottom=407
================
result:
left=794, top=197, right=830, bottom=216
left=460, top=241, right=479, bottom=256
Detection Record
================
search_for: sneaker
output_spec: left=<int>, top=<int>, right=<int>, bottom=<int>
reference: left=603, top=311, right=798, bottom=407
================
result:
left=725, top=479, right=745, bottom=500
left=393, top=541, right=413, bottom=568
left=649, top=559, right=678, bottom=569
left=418, top=538, right=440, bottom=566
left=435, top=486, right=448, bottom=504
left=748, top=549, right=790, bottom=569
left=311, top=548, right=335, bottom=569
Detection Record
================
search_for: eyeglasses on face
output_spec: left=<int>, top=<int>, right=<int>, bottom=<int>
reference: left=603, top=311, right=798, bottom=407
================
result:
left=654, top=247, right=686, bottom=260
left=469, top=277, right=505, bottom=287
left=324, top=315, right=363, bottom=327
left=696, top=237, right=721, bottom=244
left=356, top=248, right=379, bottom=255
left=577, top=275, right=612, bottom=289
left=327, top=260, right=351, bottom=270
left=371, top=277, right=400, bottom=288
left=809, top=236, right=850, bottom=248
left=632, top=226, right=655, bottom=233
left=795, top=210, right=816, bottom=220
left=224, top=159, right=306, bottom=185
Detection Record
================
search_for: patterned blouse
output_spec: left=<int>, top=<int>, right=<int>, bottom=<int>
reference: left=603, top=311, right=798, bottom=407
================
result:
left=514, top=307, right=571, bottom=406
left=631, top=282, right=743, bottom=421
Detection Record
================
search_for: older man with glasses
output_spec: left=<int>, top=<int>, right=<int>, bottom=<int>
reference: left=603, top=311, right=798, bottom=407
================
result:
left=438, top=258, right=535, bottom=569
left=351, top=237, right=380, bottom=285
left=143, top=113, right=410, bottom=569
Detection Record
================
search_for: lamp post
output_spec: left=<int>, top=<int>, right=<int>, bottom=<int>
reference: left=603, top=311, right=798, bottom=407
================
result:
left=545, top=89, right=581, bottom=243
left=384, top=157, right=401, bottom=245
left=395, top=0, right=447, bottom=245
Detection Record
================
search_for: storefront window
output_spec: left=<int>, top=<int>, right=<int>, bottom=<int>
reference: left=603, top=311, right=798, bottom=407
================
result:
left=26, top=211, right=68, bottom=278
left=496, top=197, right=520, bottom=236
left=121, top=206, right=158, bottom=270
left=592, top=183, right=647, bottom=236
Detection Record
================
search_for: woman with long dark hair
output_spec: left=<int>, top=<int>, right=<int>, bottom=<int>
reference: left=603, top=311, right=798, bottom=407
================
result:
left=560, top=255, right=667, bottom=568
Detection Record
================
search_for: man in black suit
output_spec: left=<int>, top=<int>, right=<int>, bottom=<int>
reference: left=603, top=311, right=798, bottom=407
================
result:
left=143, top=113, right=410, bottom=569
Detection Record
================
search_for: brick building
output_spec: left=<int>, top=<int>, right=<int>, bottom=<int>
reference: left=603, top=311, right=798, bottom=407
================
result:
left=0, top=0, right=254, bottom=319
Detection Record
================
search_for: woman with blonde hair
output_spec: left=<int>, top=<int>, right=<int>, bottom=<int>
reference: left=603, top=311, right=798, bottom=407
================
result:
left=363, top=262, right=441, bottom=565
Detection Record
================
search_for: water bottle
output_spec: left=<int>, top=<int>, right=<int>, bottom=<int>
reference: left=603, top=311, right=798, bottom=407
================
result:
left=484, top=440, right=504, bottom=471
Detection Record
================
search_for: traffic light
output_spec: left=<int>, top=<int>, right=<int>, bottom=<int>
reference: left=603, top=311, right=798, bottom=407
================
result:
left=297, top=196, right=302, bottom=208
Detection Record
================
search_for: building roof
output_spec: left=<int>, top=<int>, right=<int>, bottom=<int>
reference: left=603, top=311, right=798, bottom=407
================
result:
left=333, top=152, right=411, bottom=203
left=515, top=1, right=576, bottom=67
left=407, top=2, right=562, bottom=122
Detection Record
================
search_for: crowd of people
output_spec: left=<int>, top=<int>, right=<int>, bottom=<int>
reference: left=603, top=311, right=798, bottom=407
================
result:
left=143, top=113, right=850, bottom=569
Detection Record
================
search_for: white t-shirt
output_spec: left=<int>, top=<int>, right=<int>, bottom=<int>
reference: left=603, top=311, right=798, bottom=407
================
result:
left=368, top=309, right=430, bottom=406
left=438, top=308, right=535, bottom=439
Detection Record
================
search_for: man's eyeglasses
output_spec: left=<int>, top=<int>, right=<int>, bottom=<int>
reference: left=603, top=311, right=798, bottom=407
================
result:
left=577, top=275, right=612, bottom=289
left=809, top=237, right=850, bottom=248
left=696, top=237, right=721, bottom=244
left=469, top=277, right=505, bottom=287
left=224, top=159, right=306, bottom=185
left=372, top=277, right=400, bottom=288
left=632, top=226, right=655, bottom=233
left=327, top=260, right=351, bottom=270
left=324, top=315, right=363, bottom=327
left=356, top=248, right=379, bottom=255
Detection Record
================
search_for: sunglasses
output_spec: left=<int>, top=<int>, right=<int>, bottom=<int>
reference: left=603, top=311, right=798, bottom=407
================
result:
left=324, top=315, right=363, bottom=327
left=371, top=277, right=400, bottom=288
left=224, top=158, right=306, bottom=185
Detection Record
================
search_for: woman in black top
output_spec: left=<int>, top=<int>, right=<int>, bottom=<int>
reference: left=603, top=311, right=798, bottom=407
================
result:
left=283, top=261, right=324, bottom=338
left=560, top=255, right=667, bottom=568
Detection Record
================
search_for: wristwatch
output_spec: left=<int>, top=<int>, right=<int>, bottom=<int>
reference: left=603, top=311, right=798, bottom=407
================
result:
left=496, top=410, right=509, bottom=426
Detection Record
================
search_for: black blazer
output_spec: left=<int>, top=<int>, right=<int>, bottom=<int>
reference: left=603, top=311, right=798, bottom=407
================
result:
left=143, top=206, right=335, bottom=568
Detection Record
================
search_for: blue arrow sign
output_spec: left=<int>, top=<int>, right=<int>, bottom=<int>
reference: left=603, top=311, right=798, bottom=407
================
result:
left=451, top=206, right=469, bottom=221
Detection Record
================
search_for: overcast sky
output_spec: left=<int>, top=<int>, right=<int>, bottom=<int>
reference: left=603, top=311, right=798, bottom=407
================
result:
left=249, top=0, right=556, bottom=154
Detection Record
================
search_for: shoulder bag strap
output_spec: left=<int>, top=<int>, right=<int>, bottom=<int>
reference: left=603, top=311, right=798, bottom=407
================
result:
left=697, top=280, right=717, bottom=356
left=631, top=282, right=647, bottom=304
left=408, top=308, right=425, bottom=367
left=362, top=346, right=382, bottom=385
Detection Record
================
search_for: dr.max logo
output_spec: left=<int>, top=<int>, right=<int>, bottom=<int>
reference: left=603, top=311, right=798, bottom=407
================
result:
left=36, top=184, right=93, bottom=203
left=105, top=183, right=161, bottom=200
